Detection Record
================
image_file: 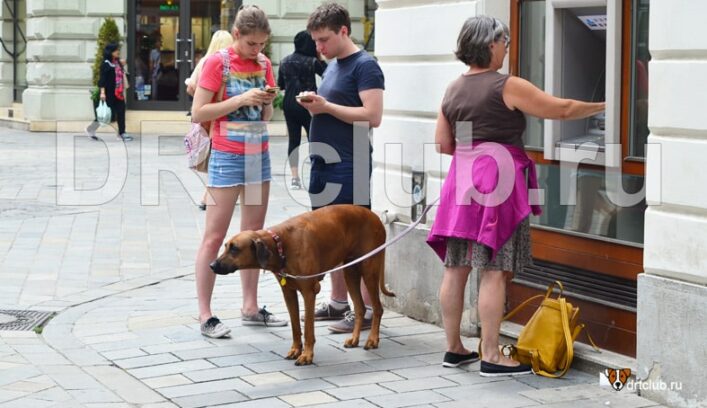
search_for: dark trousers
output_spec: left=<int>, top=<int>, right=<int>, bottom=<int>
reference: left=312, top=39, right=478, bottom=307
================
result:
left=89, top=98, right=126, bottom=136
left=111, top=99, right=126, bottom=135
left=284, top=108, right=312, bottom=169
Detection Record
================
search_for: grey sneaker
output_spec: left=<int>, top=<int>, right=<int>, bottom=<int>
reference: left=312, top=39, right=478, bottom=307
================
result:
left=310, top=302, right=351, bottom=321
left=200, top=316, right=231, bottom=338
left=328, top=310, right=372, bottom=333
left=291, top=177, right=302, bottom=190
left=242, top=306, right=288, bottom=327
left=118, top=133, right=133, bottom=141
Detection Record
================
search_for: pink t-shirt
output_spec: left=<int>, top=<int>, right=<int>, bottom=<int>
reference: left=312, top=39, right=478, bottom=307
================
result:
left=199, top=47, right=275, bottom=155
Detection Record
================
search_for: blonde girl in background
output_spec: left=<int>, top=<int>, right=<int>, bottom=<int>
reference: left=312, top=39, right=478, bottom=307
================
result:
left=186, top=30, right=235, bottom=210
left=186, top=30, right=234, bottom=97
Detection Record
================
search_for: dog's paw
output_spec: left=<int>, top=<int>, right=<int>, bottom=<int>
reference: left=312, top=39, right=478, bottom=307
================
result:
left=363, top=338, right=379, bottom=350
left=343, top=337, right=359, bottom=348
left=294, top=353, right=313, bottom=366
left=285, top=347, right=302, bottom=360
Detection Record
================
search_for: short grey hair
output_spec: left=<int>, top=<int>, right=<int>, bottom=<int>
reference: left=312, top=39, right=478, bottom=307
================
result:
left=455, top=16, right=509, bottom=68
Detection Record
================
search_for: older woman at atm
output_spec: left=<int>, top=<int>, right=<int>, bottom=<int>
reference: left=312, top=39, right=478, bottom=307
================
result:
left=427, top=15, right=605, bottom=376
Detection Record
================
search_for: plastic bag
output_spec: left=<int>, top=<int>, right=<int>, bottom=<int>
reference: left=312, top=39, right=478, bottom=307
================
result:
left=96, top=101, right=112, bottom=125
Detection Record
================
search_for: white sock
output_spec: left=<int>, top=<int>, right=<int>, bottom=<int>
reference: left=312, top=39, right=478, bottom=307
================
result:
left=364, top=306, right=373, bottom=320
left=329, top=299, right=349, bottom=311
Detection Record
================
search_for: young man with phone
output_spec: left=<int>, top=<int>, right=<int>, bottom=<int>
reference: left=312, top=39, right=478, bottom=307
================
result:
left=297, top=3, right=385, bottom=333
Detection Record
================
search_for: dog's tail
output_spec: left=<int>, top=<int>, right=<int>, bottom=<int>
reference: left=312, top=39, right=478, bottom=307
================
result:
left=380, top=267, right=396, bottom=298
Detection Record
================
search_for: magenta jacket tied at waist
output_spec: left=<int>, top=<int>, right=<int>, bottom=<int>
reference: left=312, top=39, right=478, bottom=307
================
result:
left=427, top=141, right=543, bottom=261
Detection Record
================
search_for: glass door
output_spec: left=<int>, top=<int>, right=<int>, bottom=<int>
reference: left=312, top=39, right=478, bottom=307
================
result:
left=128, top=0, right=225, bottom=111
left=128, top=0, right=186, bottom=110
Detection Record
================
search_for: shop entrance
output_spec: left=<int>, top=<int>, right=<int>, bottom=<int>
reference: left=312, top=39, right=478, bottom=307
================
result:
left=127, top=0, right=239, bottom=110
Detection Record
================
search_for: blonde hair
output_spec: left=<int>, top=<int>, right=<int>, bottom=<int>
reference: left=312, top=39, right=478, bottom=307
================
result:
left=233, top=5, right=271, bottom=36
left=187, top=30, right=234, bottom=87
left=205, top=30, right=234, bottom=57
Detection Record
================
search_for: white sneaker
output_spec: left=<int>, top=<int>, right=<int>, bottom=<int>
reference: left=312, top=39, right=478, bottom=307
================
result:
left=200, top=316, right=231, bottom=338
left=242, top=306, right=288, bottom=327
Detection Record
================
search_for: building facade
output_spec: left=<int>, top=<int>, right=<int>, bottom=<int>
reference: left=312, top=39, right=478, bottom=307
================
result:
left=371, top=0, right=705, bottom=406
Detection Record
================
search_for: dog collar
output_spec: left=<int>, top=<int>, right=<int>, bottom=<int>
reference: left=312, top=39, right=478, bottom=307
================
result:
left=266, top=229, right=287, bottom=285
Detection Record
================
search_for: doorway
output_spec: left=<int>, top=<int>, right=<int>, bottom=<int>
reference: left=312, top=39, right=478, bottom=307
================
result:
left=127, top=0, right=232, bottom=110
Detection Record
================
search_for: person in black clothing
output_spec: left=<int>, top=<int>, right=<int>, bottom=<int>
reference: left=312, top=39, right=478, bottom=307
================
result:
left=85, top=43, right=133, bottom=141
left=277, top=31, right=326, bottom=189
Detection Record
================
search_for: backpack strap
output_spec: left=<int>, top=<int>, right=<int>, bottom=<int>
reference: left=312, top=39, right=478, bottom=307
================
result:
left=216, top=48, right=230, bottom=102
left=574, top=323, right=601, bottom=352
left=206, top=48, right=231, bottom=136
left=502, top=280, right=564, bottom=322
left=256, top=52, right=268, bottom=73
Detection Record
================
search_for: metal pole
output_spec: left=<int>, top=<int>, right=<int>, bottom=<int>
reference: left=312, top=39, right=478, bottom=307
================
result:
left=12, top=0, right=18, bottom=101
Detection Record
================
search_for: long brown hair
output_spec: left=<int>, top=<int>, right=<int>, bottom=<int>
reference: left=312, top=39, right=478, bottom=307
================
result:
left=233, top=5, right=271, bottom=36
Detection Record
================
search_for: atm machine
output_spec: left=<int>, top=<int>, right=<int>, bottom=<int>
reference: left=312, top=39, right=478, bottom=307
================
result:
left=544, top=0, right=621, bottom=167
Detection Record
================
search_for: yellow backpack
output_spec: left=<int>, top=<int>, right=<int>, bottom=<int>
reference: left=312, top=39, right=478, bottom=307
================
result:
left=502, top=281, right=599, bottom=378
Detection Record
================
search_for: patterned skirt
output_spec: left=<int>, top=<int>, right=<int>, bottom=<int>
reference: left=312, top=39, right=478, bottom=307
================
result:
left=443, top=217, right=531, bottom=274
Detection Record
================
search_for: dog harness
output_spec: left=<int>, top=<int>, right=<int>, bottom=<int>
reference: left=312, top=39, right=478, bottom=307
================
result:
left=266, top=229, right=288, bottom=286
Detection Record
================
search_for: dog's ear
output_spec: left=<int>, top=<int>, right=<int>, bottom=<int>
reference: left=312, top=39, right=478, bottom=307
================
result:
left=252, top=238, right=271, bottom=269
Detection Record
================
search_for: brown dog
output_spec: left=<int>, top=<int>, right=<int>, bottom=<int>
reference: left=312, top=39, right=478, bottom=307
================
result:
left=210, top=204, right=395, bottom=366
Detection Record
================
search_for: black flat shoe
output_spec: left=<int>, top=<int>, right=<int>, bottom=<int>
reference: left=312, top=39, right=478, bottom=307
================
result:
left=479, top=360, right=533, bottom=377
left=442, top=351, right=480, bottom=368
left=198, top=202, right=207, bottom=211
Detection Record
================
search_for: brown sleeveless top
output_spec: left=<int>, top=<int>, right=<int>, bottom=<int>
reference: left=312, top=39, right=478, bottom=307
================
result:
left=441, top=71, right=526, bottom=148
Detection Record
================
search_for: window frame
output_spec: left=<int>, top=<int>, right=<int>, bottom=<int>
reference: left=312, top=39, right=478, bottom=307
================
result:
left=509, top=0, right=645, bottom=273
left=509, top=1, right=647, bottom=357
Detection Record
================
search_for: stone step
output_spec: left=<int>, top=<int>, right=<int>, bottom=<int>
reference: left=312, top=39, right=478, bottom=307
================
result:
left=0, top=116, right=31, bottom=131
left=0, top=112, right=288, bottom=137
left=2, top=99, right=288, bottom=134
left=500, top=321, right=637, bottom=376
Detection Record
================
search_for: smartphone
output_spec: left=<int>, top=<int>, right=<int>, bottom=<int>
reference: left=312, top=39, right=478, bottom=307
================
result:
left=296, top=95, right=314, bottom=103
left=265, top=87, right=280, bottom=94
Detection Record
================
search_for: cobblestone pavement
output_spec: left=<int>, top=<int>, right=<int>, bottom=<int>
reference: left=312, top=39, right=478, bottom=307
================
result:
left=0, top=128, right=663, bottom=407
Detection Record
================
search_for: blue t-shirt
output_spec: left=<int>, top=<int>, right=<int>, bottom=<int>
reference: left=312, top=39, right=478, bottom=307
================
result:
left=309, top=50, right=385, bottom=170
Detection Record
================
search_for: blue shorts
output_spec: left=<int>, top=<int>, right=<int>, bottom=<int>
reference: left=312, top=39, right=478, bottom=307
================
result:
left=207, top=149, right=271, bottom=188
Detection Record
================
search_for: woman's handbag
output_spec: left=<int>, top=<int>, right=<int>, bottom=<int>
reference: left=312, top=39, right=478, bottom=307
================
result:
left=501, top=281, right=599, bottom=378
left=96, top=101, right=112, bottom=125
left=184, top=49, right=230, bottom=173
left=185, top=123, right=211, bottom=172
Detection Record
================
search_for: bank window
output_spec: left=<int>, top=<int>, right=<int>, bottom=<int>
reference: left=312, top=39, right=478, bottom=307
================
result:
left=515, top=0, right=647, bottom=245
left=518, top=0, right=546, bottom=150
left=517, top=0, right=649, bottom=160
left=628, top=0, right=650, bottom=158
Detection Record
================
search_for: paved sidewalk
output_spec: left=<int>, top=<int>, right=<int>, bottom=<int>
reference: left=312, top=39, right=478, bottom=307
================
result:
left=0, top=129, right=663, bottom=407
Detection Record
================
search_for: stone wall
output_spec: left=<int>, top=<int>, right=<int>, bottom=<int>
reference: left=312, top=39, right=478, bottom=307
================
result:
left=638, top=1, right=707, bottom=406
left=21, top=0, right=125, bottom=121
